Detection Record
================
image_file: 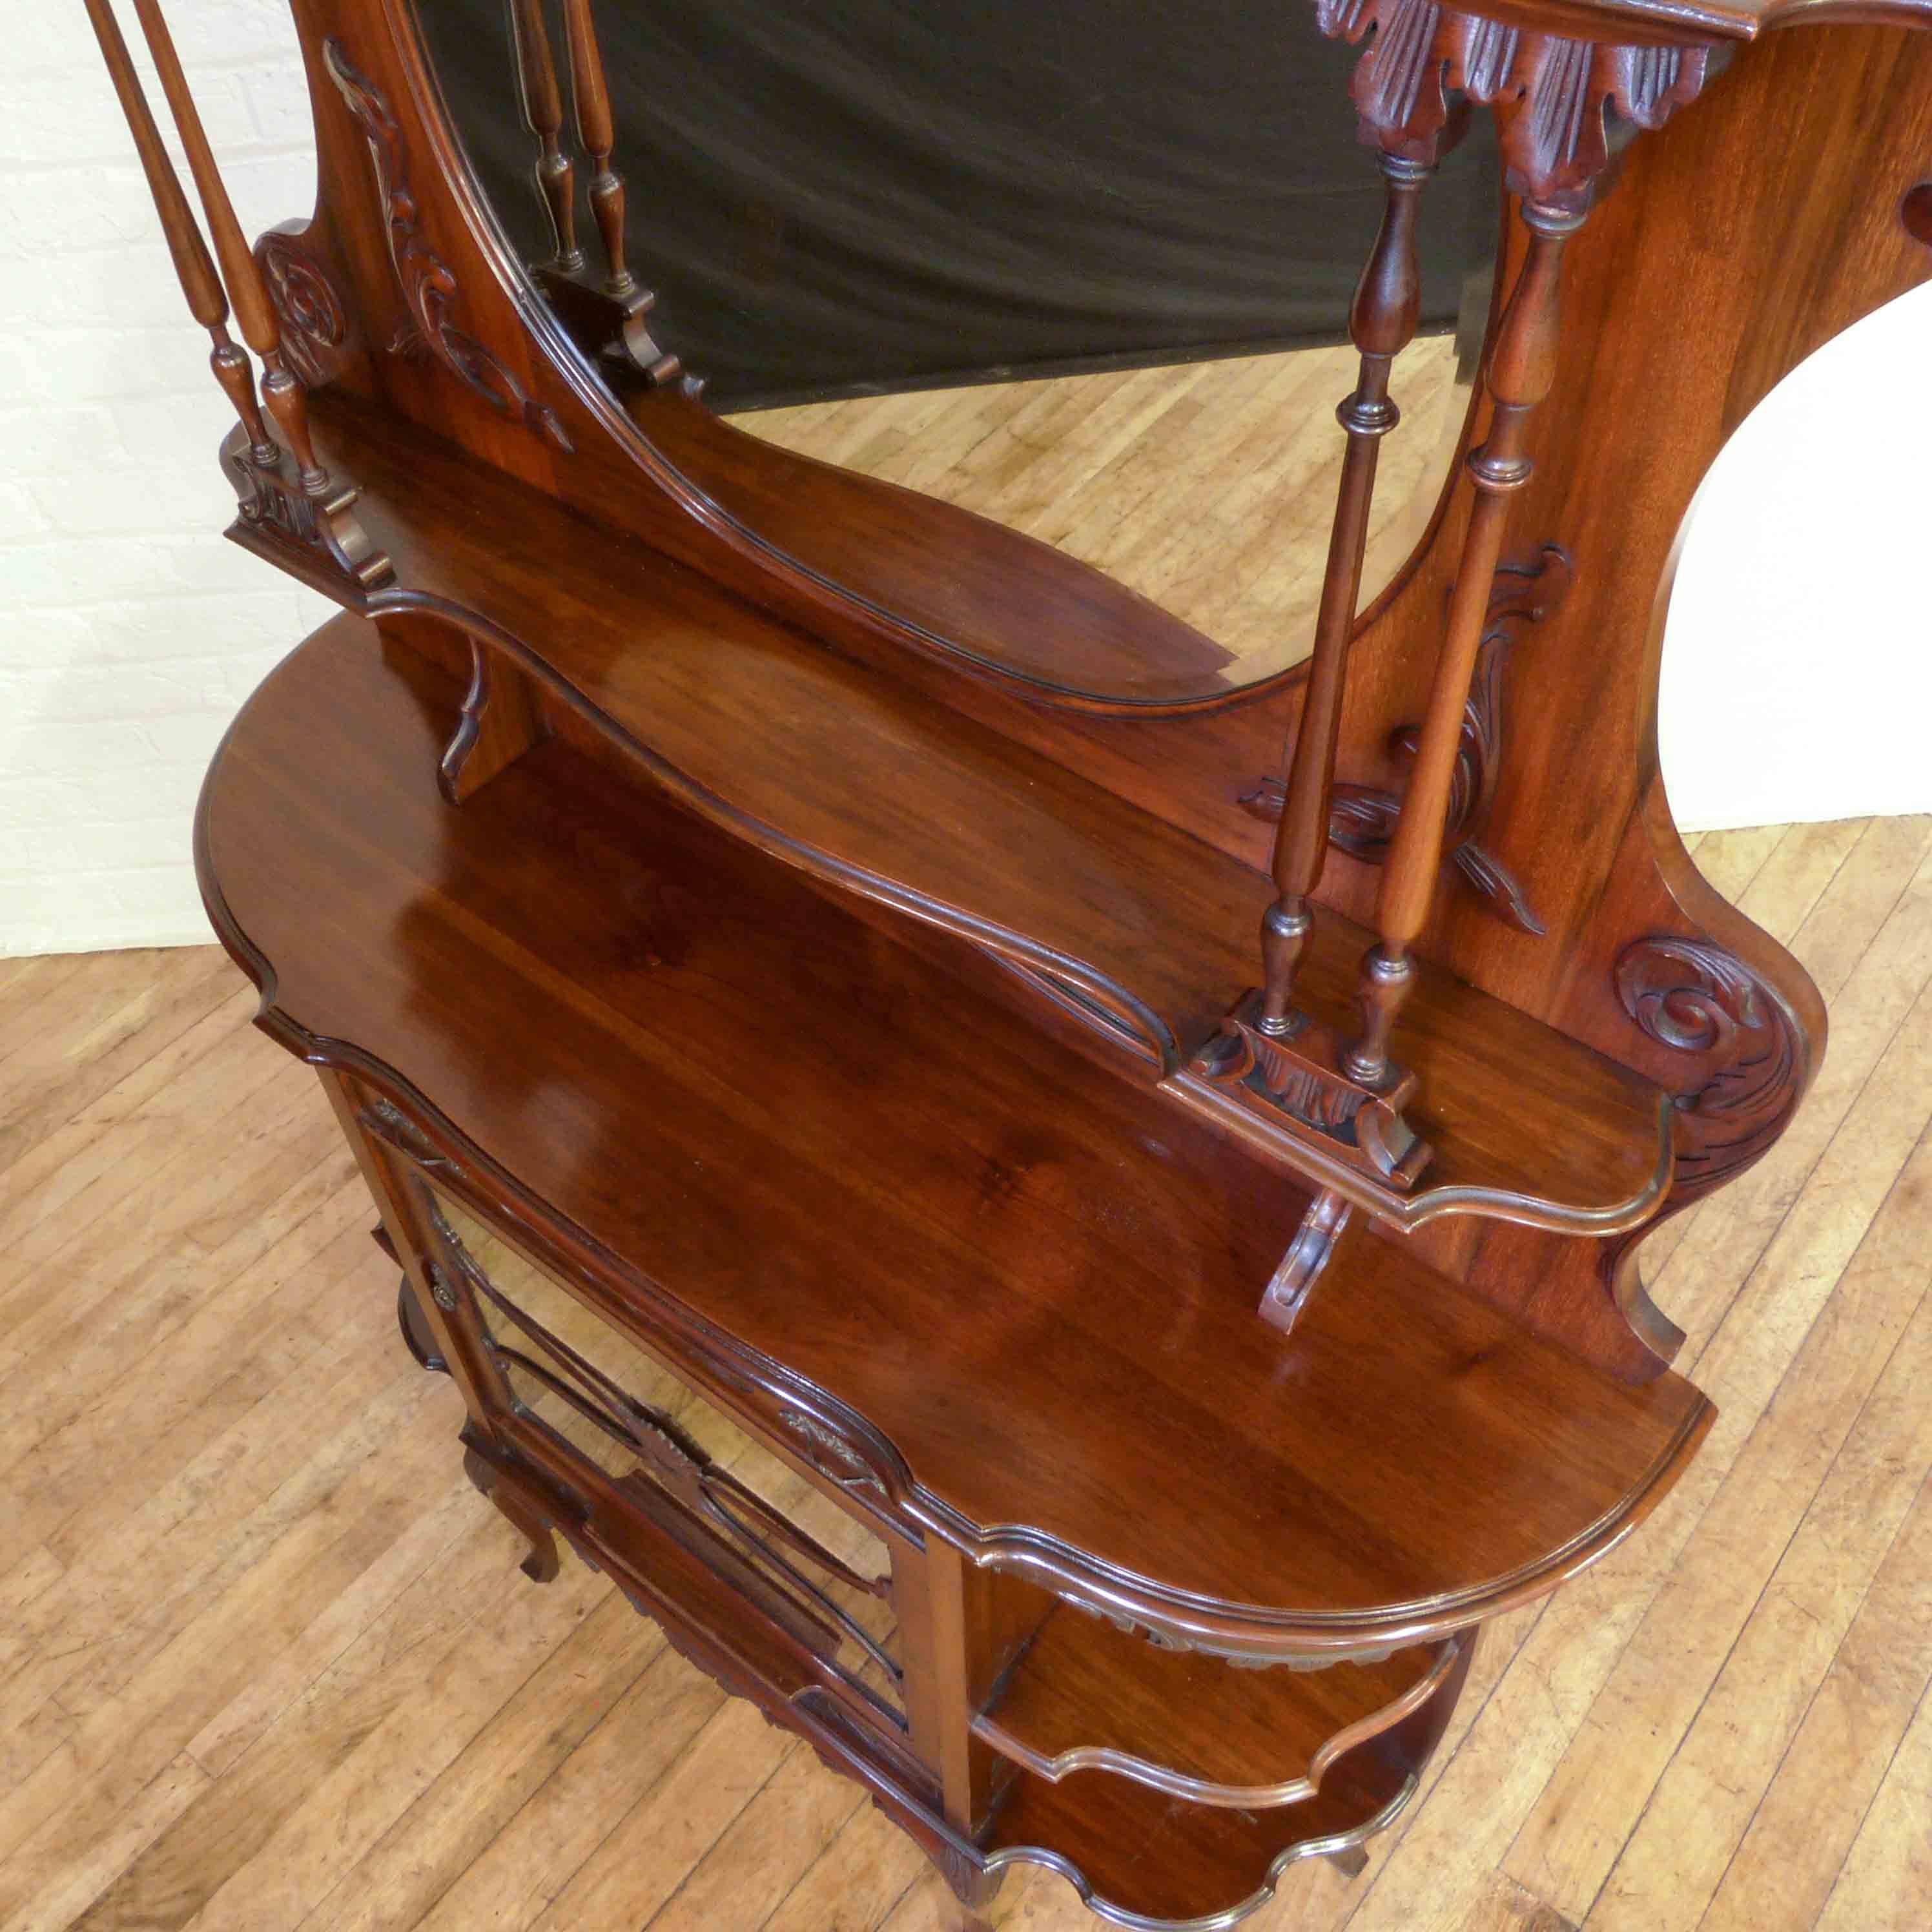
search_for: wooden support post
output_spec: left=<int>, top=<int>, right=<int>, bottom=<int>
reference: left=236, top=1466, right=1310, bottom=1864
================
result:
left=1345, top=196, right=1585, bottom=1088
left=132, top=0, right=329, bottom=496
left=81, top=0, right=277, bottom=471
left=1260, top=149, right=1437, bottom=1035
left=509, top=0, right=583, bottom=271
left=560, top=0, right=637, bottom=297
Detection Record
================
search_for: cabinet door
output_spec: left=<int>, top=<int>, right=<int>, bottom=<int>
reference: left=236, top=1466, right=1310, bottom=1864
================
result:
left=410, top=1173, right=910, bottom=1735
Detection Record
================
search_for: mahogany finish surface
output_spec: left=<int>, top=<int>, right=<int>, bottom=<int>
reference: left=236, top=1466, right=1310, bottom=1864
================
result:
left=198, top=617, right=1711, bottom=1648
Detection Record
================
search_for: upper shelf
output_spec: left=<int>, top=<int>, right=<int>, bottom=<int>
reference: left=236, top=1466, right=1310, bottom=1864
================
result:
left=197, top=615, right=1712, bottom=1652
left=276, top=394, right=1674, bottom=1241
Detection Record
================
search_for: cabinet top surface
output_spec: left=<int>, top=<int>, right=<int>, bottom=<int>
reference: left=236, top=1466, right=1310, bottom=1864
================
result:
left=198, top=617, right=1711, bottom=1650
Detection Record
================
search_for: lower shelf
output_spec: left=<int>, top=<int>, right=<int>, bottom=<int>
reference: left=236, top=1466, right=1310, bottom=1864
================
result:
left=981, top=1634, right=1470, bottom=1929
left=976, top=1602, right=1455, bottom=1806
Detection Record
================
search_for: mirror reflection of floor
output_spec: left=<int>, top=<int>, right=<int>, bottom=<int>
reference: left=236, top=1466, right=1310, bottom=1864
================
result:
left=740, top=333, right=1463, bottom=684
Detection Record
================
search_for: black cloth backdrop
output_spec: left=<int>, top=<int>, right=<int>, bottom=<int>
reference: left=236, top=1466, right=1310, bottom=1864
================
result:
left=421, top=1, right=1499, bottom=410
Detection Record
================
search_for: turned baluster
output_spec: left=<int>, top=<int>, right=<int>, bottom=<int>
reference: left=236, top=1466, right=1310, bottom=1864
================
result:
left=510, top=0, right=583, bottom=271
left=560, top=0, right=637, bottom=297
left=1259, top=152, right=1435, bottom=1036
left=81, top=0, right=277, bottom=471
left=130, top=0, right=331, bottom=497
left=1344, top=198, right=1586, bottom=1087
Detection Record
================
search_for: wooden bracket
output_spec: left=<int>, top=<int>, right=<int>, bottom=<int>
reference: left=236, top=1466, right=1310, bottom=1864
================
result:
left=222, top=424, right=392, bottom=597
left=535, top=267, right=691, bottom=389
left=1186, top=991, right=1432, bottom=1191
left=1259, top=1189, right=1355, bottom=1333
left=440, top=638, right=552, bottom=804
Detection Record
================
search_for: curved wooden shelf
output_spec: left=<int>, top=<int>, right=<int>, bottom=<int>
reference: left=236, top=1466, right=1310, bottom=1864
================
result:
left=265, top=393, right=1676, bottom=1245
left=974, top=1606, right=1458, bottom=1807
left=983, top=1779, right=1418, bottom=1932
left=196, top=614, right=1713, bottom=1655
left=980, top=1633, right=1467, bottom=1931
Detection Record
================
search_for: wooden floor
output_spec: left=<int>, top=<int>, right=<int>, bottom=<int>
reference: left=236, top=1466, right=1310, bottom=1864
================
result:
left=3, top=814, right=1931, bottom=1931
left=744, top=334, right=1465, bottom=686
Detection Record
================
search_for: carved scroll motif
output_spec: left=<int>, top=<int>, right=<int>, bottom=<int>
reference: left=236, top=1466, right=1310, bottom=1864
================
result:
left=322, top=37, right=575, bottom=453
left=1600, top=936, right=1807, bottom=1351
left=1615, top=936, right=1804, bottom=1197
left=1314, top=0, right=1718, bottom=206
left=1240, top=547, right=1570, bottom=932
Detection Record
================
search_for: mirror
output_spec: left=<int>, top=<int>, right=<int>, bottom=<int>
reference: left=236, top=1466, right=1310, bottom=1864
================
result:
left=419, top=0, right=1498, bottom=704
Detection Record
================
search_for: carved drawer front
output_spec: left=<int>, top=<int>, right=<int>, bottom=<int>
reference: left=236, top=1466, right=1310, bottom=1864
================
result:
left=419, top=1184, right=906, bottom=1732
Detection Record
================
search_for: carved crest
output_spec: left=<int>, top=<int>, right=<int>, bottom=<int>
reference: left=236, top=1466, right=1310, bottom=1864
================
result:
left=1313, top=0, right=1717, bottom=206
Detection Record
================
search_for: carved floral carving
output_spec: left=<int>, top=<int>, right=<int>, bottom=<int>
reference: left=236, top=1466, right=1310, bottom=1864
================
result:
left=779, top=1406, right=889, bottom=1500
left=1187, top=991, right=1432, bottom=1189
left=1313, top=0, right=1718, bottom=207
left=322, top=38, right=575, bottom=453
left=356, top=1094, right=458, bottom=1174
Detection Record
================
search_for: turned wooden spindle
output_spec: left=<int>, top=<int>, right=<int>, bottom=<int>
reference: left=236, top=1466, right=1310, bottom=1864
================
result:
left=81, top=0, right=277, bottom=470
left=130, top=0, right=331, bottom=497
left=1259, top=152, right=1434, bottom=1036
left=560, top=0, right=637, bottom=297
left=1344, top=197, right=1587, bottom=1088
left=509, top=0, right=583, bottom=271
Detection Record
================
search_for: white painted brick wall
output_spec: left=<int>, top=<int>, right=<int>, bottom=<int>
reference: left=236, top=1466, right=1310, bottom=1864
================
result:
left=1, top=0, right=331, bottom=955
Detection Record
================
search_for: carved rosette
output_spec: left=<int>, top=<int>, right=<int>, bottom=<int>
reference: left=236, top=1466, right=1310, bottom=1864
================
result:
left=254, top=229, right=347, bottom=388
left=1314, top=0, right=1718, bottom=207
left=322, top=38, right=575, bottom=453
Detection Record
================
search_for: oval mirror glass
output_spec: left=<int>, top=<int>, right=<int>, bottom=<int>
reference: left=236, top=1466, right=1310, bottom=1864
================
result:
left=420, top=0, right=1497, bottom=704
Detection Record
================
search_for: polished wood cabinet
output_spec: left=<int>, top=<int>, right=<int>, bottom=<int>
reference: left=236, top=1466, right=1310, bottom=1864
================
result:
left=87, top=0, right=1932, bottom=1922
